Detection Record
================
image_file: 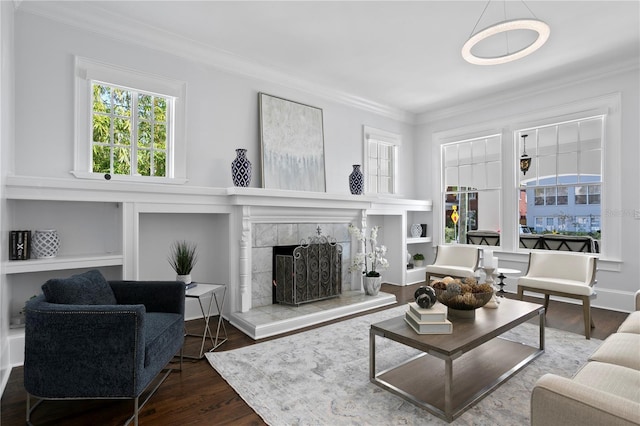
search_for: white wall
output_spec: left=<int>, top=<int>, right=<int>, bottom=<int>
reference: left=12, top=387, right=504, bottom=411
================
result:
left=12, top=11, right=416, bottom=197
left=0, top=0, right=15, bottom=393
left=415, top=66, right=640, bottom=312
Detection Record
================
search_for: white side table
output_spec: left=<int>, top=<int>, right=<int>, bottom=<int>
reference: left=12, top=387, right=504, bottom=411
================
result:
left=184, top=283, right=228, bottom=359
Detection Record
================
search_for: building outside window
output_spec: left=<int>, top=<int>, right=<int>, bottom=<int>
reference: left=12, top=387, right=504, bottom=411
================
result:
left=519, top=115, right=603, bottom=242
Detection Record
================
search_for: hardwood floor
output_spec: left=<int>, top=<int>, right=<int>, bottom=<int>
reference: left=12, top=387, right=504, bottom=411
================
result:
left=1, top=283, right=629, bottom=425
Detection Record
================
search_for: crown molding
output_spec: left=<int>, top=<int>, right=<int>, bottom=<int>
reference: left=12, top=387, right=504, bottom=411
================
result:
left=17, top=1, right=414, bottom=124
left=416, top=57, right=639, bottom=125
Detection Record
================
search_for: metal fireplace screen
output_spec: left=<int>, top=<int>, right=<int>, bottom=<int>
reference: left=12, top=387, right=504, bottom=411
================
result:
left=275, top=236, right=343, bottom=306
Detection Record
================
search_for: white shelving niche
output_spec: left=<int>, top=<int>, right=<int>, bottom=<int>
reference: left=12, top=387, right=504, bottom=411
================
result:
left=4, top=198, right=124, bottom=365
left=406, top=209, right=432, bottom=285
left=367, top=200, right=432, bottom=286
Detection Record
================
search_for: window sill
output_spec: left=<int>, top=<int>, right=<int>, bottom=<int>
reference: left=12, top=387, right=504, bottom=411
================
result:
left=70, top=171, right=188, bottom=185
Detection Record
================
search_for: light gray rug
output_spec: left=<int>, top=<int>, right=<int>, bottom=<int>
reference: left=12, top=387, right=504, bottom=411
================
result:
left=206, top=305, right=602, bottom=425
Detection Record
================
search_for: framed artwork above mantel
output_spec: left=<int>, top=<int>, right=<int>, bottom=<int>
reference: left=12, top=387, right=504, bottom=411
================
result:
left=259, top=93, right=326, bottom=192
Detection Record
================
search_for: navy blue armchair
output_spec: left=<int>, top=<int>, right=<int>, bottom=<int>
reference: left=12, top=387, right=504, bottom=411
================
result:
left=24, top=270, right=185, bottom=425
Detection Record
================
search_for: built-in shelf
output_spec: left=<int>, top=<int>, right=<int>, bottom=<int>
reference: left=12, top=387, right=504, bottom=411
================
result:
left=406, top=266, right=428, bottom=285
left=407, top=237, right=432, bottom=244
left=5, top=254, right=123, bottom=274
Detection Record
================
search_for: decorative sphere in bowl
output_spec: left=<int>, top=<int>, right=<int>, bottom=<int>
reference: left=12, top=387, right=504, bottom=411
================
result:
left=430, top=277, right=494, bottom=311
left=433, top=288, right=493, bottom=310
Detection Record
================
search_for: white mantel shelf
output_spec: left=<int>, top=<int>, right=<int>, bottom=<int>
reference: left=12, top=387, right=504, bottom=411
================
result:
left=5, top=175, right=432, bottom=211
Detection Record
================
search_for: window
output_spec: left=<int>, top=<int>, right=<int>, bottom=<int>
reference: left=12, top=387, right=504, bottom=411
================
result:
left=92, top=83, right=170, bottom=177
left=519, top=115, right=603, bottom=240
left=363, top=126, right=399, bottom=195
left=74, top=57, right=186, bottom=183
left=442, top=134, right=501, bottom=244
left=534, top=186, right=569, bottom=206
left=575, top=184, right=601, bottom=204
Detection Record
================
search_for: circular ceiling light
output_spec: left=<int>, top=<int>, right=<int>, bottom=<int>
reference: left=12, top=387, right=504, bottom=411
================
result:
left=462, top=19, right=550, bottom=65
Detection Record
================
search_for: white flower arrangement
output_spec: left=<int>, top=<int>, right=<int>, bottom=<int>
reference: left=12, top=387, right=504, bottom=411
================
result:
left=348, top=224, right=389, bottom=277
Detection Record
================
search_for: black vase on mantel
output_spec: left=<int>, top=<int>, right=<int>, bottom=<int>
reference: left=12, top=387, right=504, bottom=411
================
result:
left=349, top=164, right=364, bottom=195
left=231, top=148, right=252, bottom=187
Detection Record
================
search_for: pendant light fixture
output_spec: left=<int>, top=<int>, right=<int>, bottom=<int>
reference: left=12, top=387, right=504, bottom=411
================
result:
left=520, top=134, right=531, bottom=175
left=462, top=1, right=550, bottom=65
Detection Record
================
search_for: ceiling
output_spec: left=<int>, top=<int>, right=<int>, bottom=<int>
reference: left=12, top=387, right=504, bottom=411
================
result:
left=21, top=1, right=640, bottom=116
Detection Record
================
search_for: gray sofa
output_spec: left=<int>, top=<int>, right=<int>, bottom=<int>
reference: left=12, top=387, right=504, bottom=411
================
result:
left=531, top=290, right=640, bottom=426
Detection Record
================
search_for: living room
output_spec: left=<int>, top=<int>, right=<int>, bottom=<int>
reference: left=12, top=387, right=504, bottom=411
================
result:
left=1, top=1, right=639, bottom=424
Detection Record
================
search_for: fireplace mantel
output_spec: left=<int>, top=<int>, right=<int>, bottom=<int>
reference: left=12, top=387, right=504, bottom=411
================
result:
left=6, top=175, right=431, bottom=212
left=5, top=175, right=432, bottom=342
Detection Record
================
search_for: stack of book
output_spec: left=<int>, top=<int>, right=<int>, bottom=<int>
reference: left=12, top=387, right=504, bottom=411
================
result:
left=9, top=230, right=31, bottom=260
left=404, top=302, right=453, bottom=334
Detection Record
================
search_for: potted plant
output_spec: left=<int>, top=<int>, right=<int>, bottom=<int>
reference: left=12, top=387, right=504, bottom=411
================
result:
left=413, top=253, right=425, bottom=267
left=348, top=224, right=389, bottom=296
left=168, top=240, right=198, bottom=284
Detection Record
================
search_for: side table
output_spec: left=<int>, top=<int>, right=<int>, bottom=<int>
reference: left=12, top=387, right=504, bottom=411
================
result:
left=496, top=268, right=521, bottom=296
left=184, top=283, right=228, bottom=359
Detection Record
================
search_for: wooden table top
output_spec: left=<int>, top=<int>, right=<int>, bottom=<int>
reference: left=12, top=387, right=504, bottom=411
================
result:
left=371, top=298, right=544, bottom=357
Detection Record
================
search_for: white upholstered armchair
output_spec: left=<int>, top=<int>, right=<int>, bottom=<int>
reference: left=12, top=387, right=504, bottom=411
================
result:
left=425, top=245, right=480, bottom=283
left=517, top=251, right=597, bottom=339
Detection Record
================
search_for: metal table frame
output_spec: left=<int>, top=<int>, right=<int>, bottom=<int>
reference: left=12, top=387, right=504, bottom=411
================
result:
left=370, top=302, right=545, bottom=422
left=184, top=283, right=228, bottom=359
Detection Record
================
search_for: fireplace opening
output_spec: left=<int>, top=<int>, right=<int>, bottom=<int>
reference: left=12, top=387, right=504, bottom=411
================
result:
left=272, top=236, right=343, bottom=306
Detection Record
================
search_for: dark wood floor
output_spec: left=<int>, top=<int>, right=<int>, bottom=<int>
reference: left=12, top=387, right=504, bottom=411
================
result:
left=1, top=283, right=629, bottom=425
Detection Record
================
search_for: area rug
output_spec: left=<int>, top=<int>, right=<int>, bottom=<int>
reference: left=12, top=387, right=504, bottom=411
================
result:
left=206, top=305, right=602, bottom=425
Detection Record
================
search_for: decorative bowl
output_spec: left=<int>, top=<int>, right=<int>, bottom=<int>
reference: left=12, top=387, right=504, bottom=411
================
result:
left=432, top=288, right=494, bottom=311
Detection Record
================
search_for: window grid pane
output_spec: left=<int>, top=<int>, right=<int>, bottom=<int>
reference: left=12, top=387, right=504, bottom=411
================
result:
left=519, top=116, right=603, bottom=247
left=91, top=82, right=170, bottom=177
left=441, top=135, right=501, bottom=244
left=366, top=137, right=397, bottom=195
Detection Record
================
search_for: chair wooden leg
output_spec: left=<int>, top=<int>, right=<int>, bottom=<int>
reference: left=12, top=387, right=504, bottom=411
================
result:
left=583, top=296, right=592, bottom=340
left=543, top=294, right=550, bottom=312
left=517, top=286, right=524, bottom=300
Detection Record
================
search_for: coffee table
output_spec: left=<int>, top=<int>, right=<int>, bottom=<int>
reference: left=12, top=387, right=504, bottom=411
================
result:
left=370, top=298, right=545, bottom=422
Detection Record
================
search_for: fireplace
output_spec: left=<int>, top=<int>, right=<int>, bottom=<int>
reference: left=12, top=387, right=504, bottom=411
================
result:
left=273, top=235, right=343, bottom=306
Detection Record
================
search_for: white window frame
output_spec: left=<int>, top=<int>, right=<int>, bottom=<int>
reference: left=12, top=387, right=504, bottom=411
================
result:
left=432, top=93, right=621, bottom=261
left=74, top=57, right=187, bottom=184
left=440, top=133, right=502, bottom=245
left=363, top=126, right=400, bottom=195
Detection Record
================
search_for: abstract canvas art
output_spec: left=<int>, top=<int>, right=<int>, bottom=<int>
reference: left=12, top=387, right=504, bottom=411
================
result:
left=259, top=93, right=326, bottom=192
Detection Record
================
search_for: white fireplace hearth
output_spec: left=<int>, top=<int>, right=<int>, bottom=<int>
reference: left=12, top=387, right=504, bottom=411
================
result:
left=231, top=290, right=396, bottom=340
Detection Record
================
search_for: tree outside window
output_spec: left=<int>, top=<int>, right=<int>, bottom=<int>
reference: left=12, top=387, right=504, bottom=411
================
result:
left=92, top=83, right=170, bottom=177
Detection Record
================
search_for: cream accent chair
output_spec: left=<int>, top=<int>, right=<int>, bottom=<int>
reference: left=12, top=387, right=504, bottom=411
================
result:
left=517, top=251, right=597, bottom=339
left=425, top=245, right=480, bottom=283
left=530, top=290, right=640, bottom=426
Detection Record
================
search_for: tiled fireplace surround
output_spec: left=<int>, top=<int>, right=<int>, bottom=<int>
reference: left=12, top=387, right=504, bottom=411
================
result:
left=250, top=222, right=353, bottom=308
left=223, top=188, right=430, bottom=340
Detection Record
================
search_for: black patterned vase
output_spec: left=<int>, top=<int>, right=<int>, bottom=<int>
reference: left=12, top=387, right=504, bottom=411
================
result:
left=348, top=164, right=364, bottom=195
left=231, top=148, right=252, bottom=187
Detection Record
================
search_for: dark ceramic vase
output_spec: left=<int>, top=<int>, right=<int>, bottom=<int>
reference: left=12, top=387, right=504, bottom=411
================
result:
left=231, top=148, right=252, bottom=187
left=349, top=164, right=364, bottom=195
